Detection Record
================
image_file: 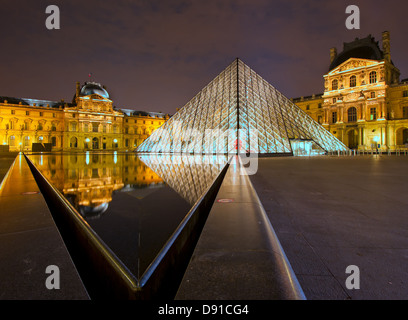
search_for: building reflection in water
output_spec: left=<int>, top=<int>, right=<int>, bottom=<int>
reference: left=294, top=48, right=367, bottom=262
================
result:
left=28, top=152, right=164, bottom=219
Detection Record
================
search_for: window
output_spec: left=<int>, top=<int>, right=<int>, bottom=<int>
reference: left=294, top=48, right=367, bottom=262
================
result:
left=371, top=92, right=376, bottom=99
left=348, top=107, right=357, bottom=122
left=51, top=125, right=57, bottom=131
left=306, top=105, right=310, bottom=110
left=370, top=108, right=377, bottom=120
left=70, top=122, right=77, bottom=132
left=318, top=116, right=323, bottom=124
left=403, top=90, right=408, bottom=98
left=84, top=123, right=89, bottom=132
left=51, top=137, right=57, bottom=147
left=332, top=111, right=337, bottom=124
left=103, top=125, right=107, bottom=133
left=38, top=123, right=43, bottom=130
left=350, top=75, right=357, bottom=87
left=318, top=103, right=322, bottom=109
left=92, top=123, right=99, bottom=133
left=332, top=79, right=338, bottom=90
left=26, top=111, right=30, bottom=116
left=39, top=112, right=43, bottom=117
left=24, top=122, right=29, bottom=130
left=11, top=110, right=15, bottom=115
left=403, top=107, right=408, bottom=118
left=333, top=97, right=337, bottom=104
left=369, top=71, right=377, bottom=84
left=52, top=113, right=56, bottom=118
left=9, top=136, right=15, bottom=146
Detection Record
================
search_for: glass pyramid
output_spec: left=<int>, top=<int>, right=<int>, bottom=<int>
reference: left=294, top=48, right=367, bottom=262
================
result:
left=137, top=58, right=347, bottom=155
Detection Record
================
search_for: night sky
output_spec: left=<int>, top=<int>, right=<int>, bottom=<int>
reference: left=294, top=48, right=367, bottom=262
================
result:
left=1, top=0, right=407, bottom=115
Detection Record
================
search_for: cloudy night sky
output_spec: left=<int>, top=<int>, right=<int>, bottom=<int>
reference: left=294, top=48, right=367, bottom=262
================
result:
left=1, top=0, right=407, bottom=115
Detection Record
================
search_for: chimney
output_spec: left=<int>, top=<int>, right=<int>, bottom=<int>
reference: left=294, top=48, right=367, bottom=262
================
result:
left=76, top=81, right=80, bottom=97
left=330, top=47, right=337, bottom=64
left=382, top=31, right=391, bottom=63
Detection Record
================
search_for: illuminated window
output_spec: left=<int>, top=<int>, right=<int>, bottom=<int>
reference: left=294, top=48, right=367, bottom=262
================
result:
left=370, top=108, right=377, bottom=120
left=332, top=111, right=337, bottom=124
left=332, top=79, right=338, bottom=90
left=348, top=107, right=357, bottom=122
left=369, top=71, right=377, bottom=84
left=350, top=76, right=357, bottom=87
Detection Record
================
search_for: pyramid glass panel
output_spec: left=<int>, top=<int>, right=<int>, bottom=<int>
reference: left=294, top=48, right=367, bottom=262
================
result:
left=137, top=59, right=347, bottom=155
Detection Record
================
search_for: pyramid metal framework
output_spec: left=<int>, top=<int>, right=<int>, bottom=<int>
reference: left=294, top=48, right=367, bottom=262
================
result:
left=137, top=59, right=347, bottom=155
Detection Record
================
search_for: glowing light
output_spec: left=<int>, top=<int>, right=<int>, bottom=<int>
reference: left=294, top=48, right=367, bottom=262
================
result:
left=85, top=138, right=90, bottom=143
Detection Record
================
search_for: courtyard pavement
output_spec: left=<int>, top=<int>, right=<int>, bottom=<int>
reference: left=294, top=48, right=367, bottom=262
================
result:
left=250, top=155, right=408, bottom=300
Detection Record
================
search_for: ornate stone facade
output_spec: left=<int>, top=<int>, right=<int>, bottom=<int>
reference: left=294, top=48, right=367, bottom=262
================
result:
left=294, top=31, right=408, bottom=151
left=0, top=82, right=169, bottom=152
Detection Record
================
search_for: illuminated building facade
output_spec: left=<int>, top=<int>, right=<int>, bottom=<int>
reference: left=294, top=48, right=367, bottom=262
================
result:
left=294, top=31, right=408, bottom=151
left=0, top=82, right=169, bottom=152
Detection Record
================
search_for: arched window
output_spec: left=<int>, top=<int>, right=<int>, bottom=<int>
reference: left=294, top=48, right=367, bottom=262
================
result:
left=369, top=71, right=377, bottom=84
left=332, top=79, right=338, bottom=90
left=348, top=107, right=357, bottom=122
left=70, top=137, right=78, bottom=148
left=403, top=129, right=408, bottom=145
left=350, top=75, right=357, bottom=87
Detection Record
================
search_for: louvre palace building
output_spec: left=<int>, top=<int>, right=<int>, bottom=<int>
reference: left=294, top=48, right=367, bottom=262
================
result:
left=0, top=81, right=169, bottom=152
left=293, top=31, right=408, bottom=151
left=1, top=31, right=407, bottom=154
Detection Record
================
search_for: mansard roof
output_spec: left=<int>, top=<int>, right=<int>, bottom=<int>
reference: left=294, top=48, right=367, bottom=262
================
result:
left=329, top=35, right=385, bottom=71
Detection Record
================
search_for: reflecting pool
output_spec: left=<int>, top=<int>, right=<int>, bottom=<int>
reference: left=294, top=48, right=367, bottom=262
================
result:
left=27, top=152, right=228, bottom=279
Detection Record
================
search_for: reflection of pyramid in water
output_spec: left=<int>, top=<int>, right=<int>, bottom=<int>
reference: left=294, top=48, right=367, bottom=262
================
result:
left=139, top=155, right=228, bottom=206
left=137, top=58, right=347, bottom=155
